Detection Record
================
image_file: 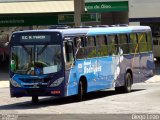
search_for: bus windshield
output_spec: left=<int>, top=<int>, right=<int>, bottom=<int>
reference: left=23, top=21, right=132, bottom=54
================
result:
left=11, top=45, right=62, bottom=75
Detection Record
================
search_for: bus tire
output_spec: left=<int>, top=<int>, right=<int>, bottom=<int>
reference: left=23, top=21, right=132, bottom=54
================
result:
left=124, top=72, right=132, bottom=93
left=115, top=72, right=132, bottom=93
left=77, top=81, right=83, bottom=102
left=32, top=96, right=39, bottom=104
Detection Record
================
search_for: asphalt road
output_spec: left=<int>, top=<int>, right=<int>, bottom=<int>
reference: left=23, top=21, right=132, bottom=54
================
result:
left=0, top=81, right=160, bottom=120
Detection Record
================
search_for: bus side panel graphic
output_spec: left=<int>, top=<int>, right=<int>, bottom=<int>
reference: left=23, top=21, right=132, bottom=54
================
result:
left=66, top=67, right=78, bottom=96
left=66, top=55, right=124, bottom=96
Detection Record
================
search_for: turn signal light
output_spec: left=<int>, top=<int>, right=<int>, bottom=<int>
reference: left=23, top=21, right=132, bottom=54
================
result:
left=51, top=90, right=61, bottom=94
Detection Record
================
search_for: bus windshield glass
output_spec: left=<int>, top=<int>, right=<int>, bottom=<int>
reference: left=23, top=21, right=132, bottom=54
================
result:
left=11, top=45, right=62, bottom=75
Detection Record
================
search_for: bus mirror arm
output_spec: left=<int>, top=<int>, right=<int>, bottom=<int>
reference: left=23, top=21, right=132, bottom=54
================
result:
left=70, top=61, right=75, bottom=67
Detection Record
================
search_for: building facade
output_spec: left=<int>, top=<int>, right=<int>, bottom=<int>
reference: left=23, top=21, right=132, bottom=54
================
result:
left=85, top=0, right=129, bottom=25
left=129, top=0, right=160, bottom=44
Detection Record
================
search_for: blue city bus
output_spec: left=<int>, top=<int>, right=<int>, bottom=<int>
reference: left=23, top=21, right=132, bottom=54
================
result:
left=9, top=25, right=155, bottom=103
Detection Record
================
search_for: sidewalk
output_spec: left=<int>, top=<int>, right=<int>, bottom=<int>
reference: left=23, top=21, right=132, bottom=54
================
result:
left=0, top=80, right=9, bottom=88
left=0, top=72, right=9, bottom=88
left=145, top=75, right=160, bottom=83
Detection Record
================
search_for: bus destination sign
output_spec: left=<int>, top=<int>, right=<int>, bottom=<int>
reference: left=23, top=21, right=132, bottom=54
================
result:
left=20, top=35, right=51, bottom=42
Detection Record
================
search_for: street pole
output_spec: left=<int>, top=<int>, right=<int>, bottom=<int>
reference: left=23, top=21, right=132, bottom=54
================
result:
left=74, top=0, right=85, bottom=26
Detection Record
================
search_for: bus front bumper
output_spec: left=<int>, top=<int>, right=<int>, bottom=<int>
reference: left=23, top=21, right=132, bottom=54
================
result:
left=10, top=87, right=65, bottom=97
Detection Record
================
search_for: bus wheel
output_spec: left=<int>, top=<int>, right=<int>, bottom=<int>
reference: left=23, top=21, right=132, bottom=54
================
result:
left=124, top=72, right=132, bottom=93
left=115, top=72, right=132, bottom=93
left=77, top=81, right=83, bottom=102
left=32, top=96, right=39, bottom=104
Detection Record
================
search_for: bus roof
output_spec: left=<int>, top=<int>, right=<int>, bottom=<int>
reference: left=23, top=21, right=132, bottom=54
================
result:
left=13, top=26, right=151, bottom=37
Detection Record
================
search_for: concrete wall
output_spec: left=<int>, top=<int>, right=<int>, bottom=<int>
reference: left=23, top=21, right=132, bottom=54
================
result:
left=129, top=0, right=160, bottom=18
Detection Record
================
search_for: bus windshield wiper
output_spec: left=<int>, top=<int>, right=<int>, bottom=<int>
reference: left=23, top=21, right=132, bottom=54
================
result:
left=22, top=45, right=32, bottom=55
left=37, top=45, right=48, bottom=55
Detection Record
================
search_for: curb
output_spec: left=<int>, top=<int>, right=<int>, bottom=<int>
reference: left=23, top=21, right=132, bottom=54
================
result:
left=145, top=75, right=160, bottom=83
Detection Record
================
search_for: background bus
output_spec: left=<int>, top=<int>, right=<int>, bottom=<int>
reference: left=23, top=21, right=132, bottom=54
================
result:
left=9, top=25, right=154, bottom=103
left=153, top=35, right=160, bottom=61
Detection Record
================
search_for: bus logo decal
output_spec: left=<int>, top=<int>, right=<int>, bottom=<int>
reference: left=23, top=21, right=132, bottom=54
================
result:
left=84, top=60, right=102, bottom=74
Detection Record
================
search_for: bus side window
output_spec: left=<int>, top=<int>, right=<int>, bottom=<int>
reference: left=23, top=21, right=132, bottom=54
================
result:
left=129, top=33, right=138, bottom=54
left=118, top=34, right=129, bottom=54
left=96, top=35, right=108, bottom=56
left=63, top=41, right=74, bottom=69
left=86, top=36, right=97, bottom=58
left=138, top=32, right=148, bottom=52
left=107, top=35, right=118, bottom=55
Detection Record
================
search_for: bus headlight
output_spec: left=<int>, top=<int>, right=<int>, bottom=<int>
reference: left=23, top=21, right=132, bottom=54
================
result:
left=10, top=78, right=21, bottom=87
left=49, top=77, right=64, bottom=87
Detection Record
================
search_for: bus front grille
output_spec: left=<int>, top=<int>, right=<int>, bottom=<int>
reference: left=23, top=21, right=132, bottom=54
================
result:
left=26, top=89, right=45, bottom=95
left=19, top=78, right=51, bottom=83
